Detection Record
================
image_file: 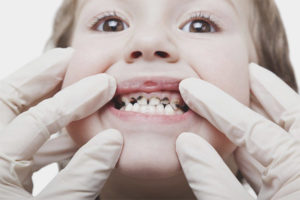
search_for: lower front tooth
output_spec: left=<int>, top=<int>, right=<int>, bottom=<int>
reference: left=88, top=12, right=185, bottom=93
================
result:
left=176, top=109, right=184, bottom=115
left=125, top=103, right=133, bottom=111
left=132, top=103, right=140, bottom=112
left=165, top=104, right=175, bottom=115
left=148, top=105, right=155, bottom=113
left=140, top=105, right=147, bottom=113
left=156, top=104, right=164, bottom=114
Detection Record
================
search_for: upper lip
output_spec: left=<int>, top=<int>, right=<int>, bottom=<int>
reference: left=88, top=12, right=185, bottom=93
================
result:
left=115, top=77, right=182, bottom=95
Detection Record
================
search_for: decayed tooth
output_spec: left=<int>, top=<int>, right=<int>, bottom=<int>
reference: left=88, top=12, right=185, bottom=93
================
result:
left=165, top=104, right=175, bottom=115
left=114, top=98, right=124, bottom=109
left=149, top=97, right=160, bottom=106
left=125, top=103, right=133, bottom=111
left=137, top=96, right=147, bottom=105
left=132, top=103, right=140, bottom=112
left=130, top=97, right=137, bottom=104
left=161, top=97, right=170, bottom=107
left=121, top=96, right=130, bottom=105
left=181, top=105, right=189, bottom=112
left=156, top=104, right=164, bottom=114
left=170, top=100, right=180, bottom=111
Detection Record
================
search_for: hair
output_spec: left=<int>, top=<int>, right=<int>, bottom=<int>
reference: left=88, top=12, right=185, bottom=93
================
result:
left=45, top=0, right=298, bottom=92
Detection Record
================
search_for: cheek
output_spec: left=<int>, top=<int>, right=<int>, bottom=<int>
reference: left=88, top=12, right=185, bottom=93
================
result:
left=63, top=36, right=124, bottom=88
left=182, top=35, right=250, bottom=105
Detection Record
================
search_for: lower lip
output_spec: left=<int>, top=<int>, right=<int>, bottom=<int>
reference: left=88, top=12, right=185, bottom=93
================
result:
left=108, top=102, right=193, bottom=124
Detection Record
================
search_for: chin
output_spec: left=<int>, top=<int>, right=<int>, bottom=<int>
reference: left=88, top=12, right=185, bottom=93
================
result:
left=115, top=139, right=183, bottom=179
left=67, top=103, right=236, bottom=180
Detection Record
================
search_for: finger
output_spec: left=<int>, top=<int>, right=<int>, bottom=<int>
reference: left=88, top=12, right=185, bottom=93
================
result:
left=37, top=129, right=123, bottom=200
left=176, top=132, right=253, bottom=200
left=33, top=128, right=78, bottom=172
left=0, top=152, right=33, bottom=199
left=0, top=74, right=116, bottom=161
left=249, top=63, right=300, bottom=135
left=179, top=78, right=293, bottom=167
left=234, top=147, right=264, bottom=193
left=250, top=92, right=272, bottom=120
left=0, top=48, right=73, bottom=128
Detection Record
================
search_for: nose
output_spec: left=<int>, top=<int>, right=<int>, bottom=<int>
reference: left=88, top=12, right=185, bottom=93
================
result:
left=124, top=29, right=179, bottom=63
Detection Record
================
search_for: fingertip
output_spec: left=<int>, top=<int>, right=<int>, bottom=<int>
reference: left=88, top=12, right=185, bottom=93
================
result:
left=46, top=47, right=74, bottom=59
left=176, top=132, right=203, bottom=152
left=179, top=78, right=199, bottom=91
left=93, top=128, right=124, bottom=147
left=93, top=74, right=117, bottom=98
left=176, top=132, right=216, bottom=155
left=249, top=62, right=273, bottom=78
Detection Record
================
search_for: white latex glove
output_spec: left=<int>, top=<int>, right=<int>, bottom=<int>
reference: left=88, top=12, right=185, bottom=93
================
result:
left=0, top=48, right=123, bottom=199
left=176, top=63, right=300, bottom=200
left=0, top=48, right=82, bottom=192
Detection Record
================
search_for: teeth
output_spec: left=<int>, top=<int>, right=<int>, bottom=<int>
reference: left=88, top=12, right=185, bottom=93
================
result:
left=137, top=96, right=147, bottom=105
left=132, top=103, right=140, bottom=112
left=149, top=97, right=160, bottom=106
left=165, top=104, right=175, bottom=115
left=170, top=100, right=180, bottom=111
left=140, top=105, right=147, bottom=113
left=156, top=104, right=164, bottom=114
left=115, top=94, right=188, bottom=115
left=121, top=96, right=130, bottom=105
left=148, top=105, right=156, bottom=113
left=139, top=105, right=156, bottom=114
left=130, top=97, right=137, bottom=105
left=125, top=103, right=133, bottom=111
left=161, top=97, right=170, bottom=106
left=176, top=109, right=184, bottom=114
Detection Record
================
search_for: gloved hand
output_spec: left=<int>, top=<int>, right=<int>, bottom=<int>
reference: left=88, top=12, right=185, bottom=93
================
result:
left=0, top=48, right=123, bottom=200
left=176, top=63, right=300, bottom=200
left=0, top=48, right=82, bottom=182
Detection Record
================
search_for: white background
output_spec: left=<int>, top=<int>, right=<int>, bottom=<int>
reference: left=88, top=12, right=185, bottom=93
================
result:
left=0, top=0, right=299, bottom=196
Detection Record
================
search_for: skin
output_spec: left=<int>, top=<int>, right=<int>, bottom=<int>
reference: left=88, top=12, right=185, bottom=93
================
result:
left=62, top=0, right=257, bottom=198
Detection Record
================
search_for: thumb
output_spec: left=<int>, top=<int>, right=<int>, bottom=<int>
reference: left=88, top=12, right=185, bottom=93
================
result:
left=176, top=132, right=253, bottom=200
left=36, top=129, right=123, bottom=200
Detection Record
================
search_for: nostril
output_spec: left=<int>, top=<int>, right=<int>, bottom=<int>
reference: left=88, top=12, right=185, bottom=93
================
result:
left=155, top=51, right=169, bottom=58
left=131, top=51, right=142, bottom=59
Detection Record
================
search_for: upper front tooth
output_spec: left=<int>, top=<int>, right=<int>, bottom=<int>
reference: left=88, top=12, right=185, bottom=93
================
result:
left=149, top=97, right=160, bottom=106
left=170, top=100, right=180, bottom=110
left=137, top=96, right=147, bottom=105
left=130, top=97, right=137, bottom=104
left=161, top=97, right=170, bottom=106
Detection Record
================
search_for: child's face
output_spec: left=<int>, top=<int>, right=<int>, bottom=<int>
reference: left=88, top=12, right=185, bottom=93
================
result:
left=63, top=0, right=256, bottom=179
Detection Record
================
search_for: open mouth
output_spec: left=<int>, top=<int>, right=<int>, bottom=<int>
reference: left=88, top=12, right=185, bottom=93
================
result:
left=112, top=91, right=189, bottom=115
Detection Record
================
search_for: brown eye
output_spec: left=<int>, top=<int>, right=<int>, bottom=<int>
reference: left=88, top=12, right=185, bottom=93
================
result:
left=94, top=18, right=129, bottom=32
left=181, top=19, right=216, bottom=33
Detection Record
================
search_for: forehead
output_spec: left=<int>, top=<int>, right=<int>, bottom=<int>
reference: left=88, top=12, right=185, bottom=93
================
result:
left=77, top=0, right=251, bottom=18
